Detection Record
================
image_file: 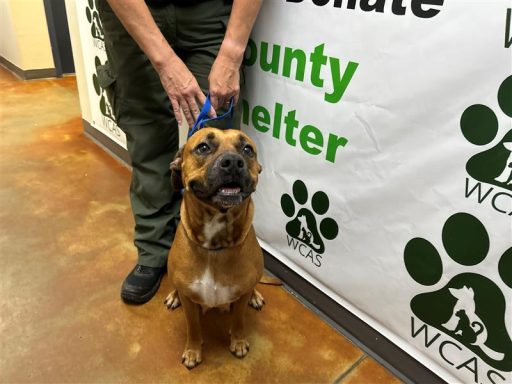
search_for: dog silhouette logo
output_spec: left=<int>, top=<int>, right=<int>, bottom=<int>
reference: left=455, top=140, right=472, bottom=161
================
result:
left=494, top=142, right=512, bottom=185
left=85, top=0, right=104, bottom=41
left=461, top=75, right=512, bottom=191
left=92, top=57, right=115, bottom=121
left=281, top=180, right=339, bottom=255
left=404, top=212, right=512, bottom=371
left=443, top=286, right=503, bottom=361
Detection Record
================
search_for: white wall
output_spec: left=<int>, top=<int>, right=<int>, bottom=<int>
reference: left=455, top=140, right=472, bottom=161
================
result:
left=0, top=0, right=21, bottom=66
left=0, top=0, right=54, bottom=70
left=65, top=0, right=91, bottom=123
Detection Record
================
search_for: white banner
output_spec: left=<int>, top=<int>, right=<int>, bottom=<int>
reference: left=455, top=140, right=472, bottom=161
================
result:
left=75, top=0, right=126, bottom=148
left=243, top=1, right=512, bottom=383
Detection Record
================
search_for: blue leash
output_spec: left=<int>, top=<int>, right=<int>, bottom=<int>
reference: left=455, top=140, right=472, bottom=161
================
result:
left=188, top=94, right=234, bottom=139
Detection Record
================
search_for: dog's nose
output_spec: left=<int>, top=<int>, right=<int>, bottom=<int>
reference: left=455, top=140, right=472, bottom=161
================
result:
left=219, top=153, right=245, bottom=172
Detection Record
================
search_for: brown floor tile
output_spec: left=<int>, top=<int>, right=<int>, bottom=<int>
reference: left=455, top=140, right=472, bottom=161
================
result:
left=0, top=66, right=396, bottom=383
left=338, top=357, right=401, bottom=384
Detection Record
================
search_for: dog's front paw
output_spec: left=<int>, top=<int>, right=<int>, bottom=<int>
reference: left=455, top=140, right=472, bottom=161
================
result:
left=164, top=290, right=181, bottom=310
left=182, top=348, right=202, bottom=369
left=248, top=289, right=265, bottom=311
left=230, top=338, right=250, bottom=358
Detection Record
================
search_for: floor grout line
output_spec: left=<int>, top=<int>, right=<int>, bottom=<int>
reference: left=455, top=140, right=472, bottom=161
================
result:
left=273, top=270, right=409, bottom=383
left=332, top=354, right=368, bottom=384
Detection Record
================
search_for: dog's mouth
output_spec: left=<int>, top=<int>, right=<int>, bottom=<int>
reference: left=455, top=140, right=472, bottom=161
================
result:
left=212, top=182, right=244, bottom=208
left=217, top=182, right=242, bottom=196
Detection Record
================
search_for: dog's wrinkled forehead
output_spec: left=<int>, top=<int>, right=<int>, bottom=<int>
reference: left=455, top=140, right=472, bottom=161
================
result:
left=184, top=128, right=257, bottom=158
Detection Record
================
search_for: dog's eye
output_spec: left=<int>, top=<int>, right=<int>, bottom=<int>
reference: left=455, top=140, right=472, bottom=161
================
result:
left=195, top=143, right=210, bottom=155
left=242, top=145, right=254, bottom=157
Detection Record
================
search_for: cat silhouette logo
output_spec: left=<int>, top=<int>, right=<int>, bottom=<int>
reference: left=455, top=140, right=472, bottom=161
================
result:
left=461, top=75, right=512, bottom=190
left=92, top=57, right=115, bottom=121
left=85, top=0, right=104, bottom=41
left=280, top=180, right=339, bottom=267
left=443, top=286, right=503, bottom=361
left=404, top=212, right=512, bottom=372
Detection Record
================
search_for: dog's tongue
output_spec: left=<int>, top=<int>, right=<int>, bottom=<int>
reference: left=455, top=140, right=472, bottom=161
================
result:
left=219, top=186, right=241, bottom=195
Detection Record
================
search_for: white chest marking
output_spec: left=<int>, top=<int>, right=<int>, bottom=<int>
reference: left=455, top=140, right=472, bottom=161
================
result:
left=189, top=267, right=237, bottom=308
left=202, top=213, right=226, bottom=248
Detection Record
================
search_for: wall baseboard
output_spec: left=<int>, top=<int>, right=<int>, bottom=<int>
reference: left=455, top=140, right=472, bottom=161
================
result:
left=82, top=119, right=131, bottom=166
left=262, top=251, right=444, bottom=384
left=0, top=56, right=56, bottom=80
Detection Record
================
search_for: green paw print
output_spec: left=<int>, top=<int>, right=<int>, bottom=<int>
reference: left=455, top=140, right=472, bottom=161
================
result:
left=404, top=212, right=512, bottom=371
left=86, top=0, right=104, bottom=41
left=460, top=75, right=512, bottom=191
left=281, top=180, right=339, bottom=254
left=92, top=57, right=115, bottom=121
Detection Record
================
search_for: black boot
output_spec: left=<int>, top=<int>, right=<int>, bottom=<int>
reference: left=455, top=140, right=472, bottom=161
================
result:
left=121, top=264, right=166, bottom=304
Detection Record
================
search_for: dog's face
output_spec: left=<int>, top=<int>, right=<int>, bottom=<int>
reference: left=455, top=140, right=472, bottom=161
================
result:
left=171, top=128, right=262, bottom=210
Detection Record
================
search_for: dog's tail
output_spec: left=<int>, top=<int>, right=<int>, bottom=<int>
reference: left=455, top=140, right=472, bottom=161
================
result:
left=259, top=274, right=282, bottom=286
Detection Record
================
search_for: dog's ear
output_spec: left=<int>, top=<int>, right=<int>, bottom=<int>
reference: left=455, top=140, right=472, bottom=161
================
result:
left=170, top=146, right=184, bottom=191
left=257, top=162, right=262, bottom=174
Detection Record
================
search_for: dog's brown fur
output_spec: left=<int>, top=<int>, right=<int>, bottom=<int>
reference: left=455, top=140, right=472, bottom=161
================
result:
left=164, top=128, right=264, bottom=369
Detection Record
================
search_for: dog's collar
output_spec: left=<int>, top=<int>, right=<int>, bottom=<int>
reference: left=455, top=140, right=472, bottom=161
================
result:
left=182, top=225, right=228, bottom=252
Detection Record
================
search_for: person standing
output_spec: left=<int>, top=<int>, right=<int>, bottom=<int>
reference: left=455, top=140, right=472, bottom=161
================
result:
left=97, top=0, right=263, bottom=304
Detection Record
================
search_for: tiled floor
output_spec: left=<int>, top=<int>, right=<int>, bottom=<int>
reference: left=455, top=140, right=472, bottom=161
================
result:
left=0, top=66, right=400, bottom=384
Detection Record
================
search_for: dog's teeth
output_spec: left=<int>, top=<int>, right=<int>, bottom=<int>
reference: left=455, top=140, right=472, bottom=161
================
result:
left=220, top=187, right=241, bottom=195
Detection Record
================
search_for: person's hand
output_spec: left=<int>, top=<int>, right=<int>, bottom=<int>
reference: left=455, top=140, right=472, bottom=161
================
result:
left=208, top=53, right=241, bottom=111
left=156, top=55, right=215, bottom=127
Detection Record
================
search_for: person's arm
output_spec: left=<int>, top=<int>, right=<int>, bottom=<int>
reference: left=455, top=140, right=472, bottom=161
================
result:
left=105, top=0, right=209, bottom=127
left=208, top=0, right=263, bottom=110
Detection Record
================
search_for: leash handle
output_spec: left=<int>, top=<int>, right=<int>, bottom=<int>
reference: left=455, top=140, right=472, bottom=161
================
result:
left=188, top=94, right=234, bottom=139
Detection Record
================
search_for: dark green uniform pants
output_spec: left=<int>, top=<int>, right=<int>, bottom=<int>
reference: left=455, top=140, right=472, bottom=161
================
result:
left=97, top=0, right=241, bottom=267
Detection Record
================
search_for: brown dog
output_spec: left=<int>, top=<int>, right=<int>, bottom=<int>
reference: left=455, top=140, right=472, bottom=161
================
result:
left=164, top=127, right=264, bottom=369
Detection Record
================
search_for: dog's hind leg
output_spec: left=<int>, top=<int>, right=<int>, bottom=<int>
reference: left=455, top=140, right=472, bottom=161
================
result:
left=164, top=289, right=181, bottom=310
left=248, top=289, right=265, bottom=311
left=248, top=275, right=282, bottom=310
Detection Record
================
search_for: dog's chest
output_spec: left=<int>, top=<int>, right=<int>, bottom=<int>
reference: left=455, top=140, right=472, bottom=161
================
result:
left=201, top=213, right=233, bottom=249
left=188, top=267, right=238, bottom=308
